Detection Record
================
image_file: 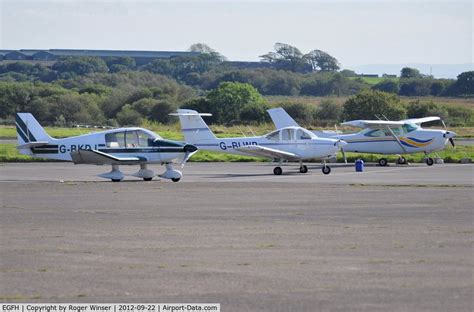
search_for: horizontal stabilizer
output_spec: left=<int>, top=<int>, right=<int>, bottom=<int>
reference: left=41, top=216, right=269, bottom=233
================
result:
left=170, top=112, right=212, bottom=116
left=71, top=149, right=146, bottom=165
left=16, top=141, right=50, bottom=149
left=236, top=145, right=301, bottom=161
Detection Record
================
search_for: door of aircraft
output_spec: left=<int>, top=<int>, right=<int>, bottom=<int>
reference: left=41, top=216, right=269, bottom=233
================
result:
left=295, top=128, right=312, bottom=155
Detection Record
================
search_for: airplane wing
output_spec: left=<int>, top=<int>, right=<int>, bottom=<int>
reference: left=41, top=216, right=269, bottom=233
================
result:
left=267, top=107, right=300, bottom=129
left=236, top=145, right=301, bottom=161
left=71, top=149, right=147, bottom=165
left=341, top=120, right=405, bottom=129
left=404, top=116, right=441, bottom=125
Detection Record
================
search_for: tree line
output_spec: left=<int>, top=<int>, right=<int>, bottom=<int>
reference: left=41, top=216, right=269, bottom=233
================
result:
left=1, top=42, right=472, bottom=98
left=1, top=77, right=472, bottom=128
left=0, top=43, right=472, bottom=127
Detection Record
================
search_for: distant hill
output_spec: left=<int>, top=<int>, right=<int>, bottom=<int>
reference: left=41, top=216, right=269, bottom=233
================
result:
left=346, top=63, right=473, bottom=79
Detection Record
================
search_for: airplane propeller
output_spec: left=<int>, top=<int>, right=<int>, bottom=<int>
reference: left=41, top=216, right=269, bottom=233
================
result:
left=341, top=147, right=347, bottom=164
left=335, top=139, right=348, bottom=163
left=181, top=144, right=198, bottom=167
left=441, top=120, right=456, bottom=148
left=443, top=131, right=456, bottom=148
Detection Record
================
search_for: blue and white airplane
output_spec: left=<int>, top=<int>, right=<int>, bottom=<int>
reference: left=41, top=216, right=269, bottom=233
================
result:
left=268, top=107, right=456, bottom=166
left=15, top=113, right=197, bottom=182
left=172, top=109, right=347, bottom=175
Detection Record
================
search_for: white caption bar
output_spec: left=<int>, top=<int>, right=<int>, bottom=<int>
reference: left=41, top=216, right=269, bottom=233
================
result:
left=0, top=304, right=220, bottom=312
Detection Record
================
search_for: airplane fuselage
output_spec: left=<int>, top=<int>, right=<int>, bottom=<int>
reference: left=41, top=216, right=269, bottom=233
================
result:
left=21, top=127, right=189, bottom=165
left=334, top=129, right=448, bottom=155
left=194, top=136, right=341, bottom=160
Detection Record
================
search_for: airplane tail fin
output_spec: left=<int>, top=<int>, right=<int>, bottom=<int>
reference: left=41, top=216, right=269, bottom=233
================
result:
left=171, top=109, right=217, bottom=144
left=16, top=113, right=52, bottom=148
left=267, top=107, right=300, bottom=129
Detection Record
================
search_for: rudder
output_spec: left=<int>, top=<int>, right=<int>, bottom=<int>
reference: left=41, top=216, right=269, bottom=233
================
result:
left=16, top=113, right=52, bottom=145
left=267, top=107, right=300, bottom=129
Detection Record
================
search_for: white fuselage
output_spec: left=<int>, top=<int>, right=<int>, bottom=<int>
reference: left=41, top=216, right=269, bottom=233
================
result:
left=334, top=128, right=448, bottom=155
left=195, top=135, right=341, bottom=160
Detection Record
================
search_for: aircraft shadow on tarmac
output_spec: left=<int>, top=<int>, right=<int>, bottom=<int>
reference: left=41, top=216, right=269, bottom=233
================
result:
left=204, top=172, right=310, bottom=178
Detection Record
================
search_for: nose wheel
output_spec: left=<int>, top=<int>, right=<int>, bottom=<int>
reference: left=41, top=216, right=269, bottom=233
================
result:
left=397, top=156, right=407, bottom=165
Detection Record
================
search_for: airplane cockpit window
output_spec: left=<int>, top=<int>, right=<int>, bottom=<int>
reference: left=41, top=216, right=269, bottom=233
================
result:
left=265, top=130, right=280, bottom=142
left=386, top=128, right=401, bottom=136
left=281, top=129, right=294, bottom=141
left=126, top=131, right=139, bottom=147
left=365, top=129, right=384, bottom=137
left=136, top=130, right=156, bottom=147
left=366, top=128, right=401, bottom=137
left=296, top=129, right=312, bottom=140
left=106, top=130, right=157, bottom=148
left=127, top=130, right=157, bottom=147
left=105, top=132, right=125, bottom=147
left=402, top=123, right=418, bottom=133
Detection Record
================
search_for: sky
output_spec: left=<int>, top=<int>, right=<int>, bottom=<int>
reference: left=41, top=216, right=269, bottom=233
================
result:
left=0, top=0, right=472, bottom=68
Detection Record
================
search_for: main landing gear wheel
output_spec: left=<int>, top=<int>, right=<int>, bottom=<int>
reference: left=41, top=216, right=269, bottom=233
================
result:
left=322, top=165, right=331, bottom=175
left=143, top=177, right=153, bottom=181
left=273, top=167, right=283, bottom=175
left=299, top=165, right=308, bottom=173
left=397, top=157, right=407, bottom=165
left=171, top=178, right=181, bottom=182
left=426, top=157, right=434, bottom=166
left=378, top=158, right=388, bottom=166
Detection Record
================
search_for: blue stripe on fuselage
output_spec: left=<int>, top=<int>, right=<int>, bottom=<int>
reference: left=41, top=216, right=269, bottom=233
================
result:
left=406, top=137, right=432, bottom=143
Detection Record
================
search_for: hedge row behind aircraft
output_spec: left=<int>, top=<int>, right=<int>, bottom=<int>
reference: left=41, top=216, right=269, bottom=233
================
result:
left=172, top=109, right=347, bottom=175
left=16, top=113, right=197, bottom=182
left=267, top=107, right=456, bottom=166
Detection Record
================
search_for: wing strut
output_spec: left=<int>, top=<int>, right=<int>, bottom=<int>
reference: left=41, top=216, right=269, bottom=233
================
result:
left=385, top=126, right=407, bottom=154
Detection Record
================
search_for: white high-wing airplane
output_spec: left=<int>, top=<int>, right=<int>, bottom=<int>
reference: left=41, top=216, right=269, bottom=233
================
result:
left=172, top=109, right=347, bottom=175
left=15, top=113, right=197, bottom=182
left=267, top=107, right=456, bottom=166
